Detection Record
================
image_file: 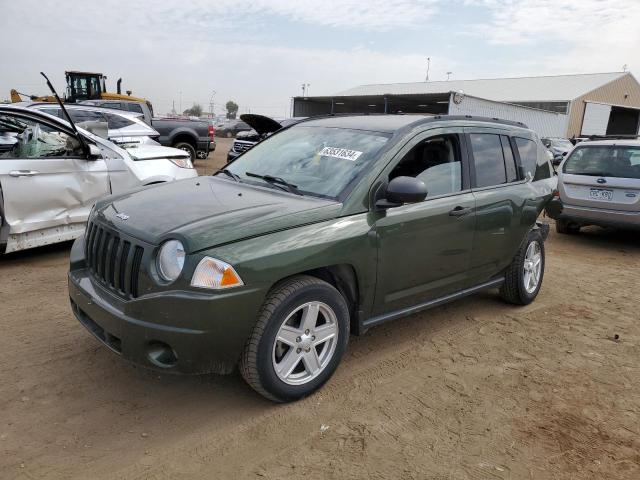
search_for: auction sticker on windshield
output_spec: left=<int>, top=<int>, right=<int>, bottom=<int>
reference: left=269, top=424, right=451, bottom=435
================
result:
left=319, top=146, right=363, bottom=161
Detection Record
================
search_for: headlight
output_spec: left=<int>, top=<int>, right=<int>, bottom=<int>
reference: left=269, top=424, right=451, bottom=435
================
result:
left=191, top=257, right=244, bottom=290
left=156, top=240, right=185, bottom=282
left=169, top=157, right=193, bottom=169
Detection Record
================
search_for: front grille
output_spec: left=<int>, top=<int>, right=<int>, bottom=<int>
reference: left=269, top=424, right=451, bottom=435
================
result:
left=233, top=141, right=254, bottom=153
left=85, top=220, right=145, bottom=299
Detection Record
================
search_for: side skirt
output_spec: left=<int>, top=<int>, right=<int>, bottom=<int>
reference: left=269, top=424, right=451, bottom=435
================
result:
left=5, top=223, right=85, bottom=254
left=361, top=277, right=505, bottom=331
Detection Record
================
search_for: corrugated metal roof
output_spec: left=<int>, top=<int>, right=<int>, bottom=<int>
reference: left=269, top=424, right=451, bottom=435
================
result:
left=335, top=72, right=628, bottom=102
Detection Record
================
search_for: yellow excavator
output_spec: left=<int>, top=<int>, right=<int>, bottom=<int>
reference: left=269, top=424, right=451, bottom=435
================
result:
left=10, top=71, right=152, bottom=110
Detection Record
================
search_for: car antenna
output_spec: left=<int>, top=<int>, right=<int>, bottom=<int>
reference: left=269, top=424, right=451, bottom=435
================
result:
left=40, top=71, right=89, bottom=153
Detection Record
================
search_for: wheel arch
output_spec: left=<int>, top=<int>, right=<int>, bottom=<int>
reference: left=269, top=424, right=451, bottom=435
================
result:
left=170, top=131, right=198, bottom=148
left=271, top=264, right=361, bottom=336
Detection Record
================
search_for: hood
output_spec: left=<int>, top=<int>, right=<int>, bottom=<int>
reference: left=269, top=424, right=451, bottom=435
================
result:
left=127, top=144, right=189, bottom=161
left=95, top=176, right=341, bottom=252
left=235, top=129, right=260, bottom=141
left=239, top=114, right=282, bottom=136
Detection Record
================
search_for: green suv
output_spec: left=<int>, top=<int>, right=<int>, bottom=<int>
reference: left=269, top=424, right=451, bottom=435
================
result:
left=68, top=115, right=555, bottom=402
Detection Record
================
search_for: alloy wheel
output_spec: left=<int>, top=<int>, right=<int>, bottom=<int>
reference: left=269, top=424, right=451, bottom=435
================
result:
left=523, top=241, right=542, bottom=294
left=272, top=301, right=339, bottom=385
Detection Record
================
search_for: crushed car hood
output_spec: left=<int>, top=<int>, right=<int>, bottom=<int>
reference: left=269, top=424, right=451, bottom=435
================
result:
left=128, top=144, right=189, bottom=161
left=239, top=114, right=282, bottom=136
left=95, top=176, right=341, bottom=252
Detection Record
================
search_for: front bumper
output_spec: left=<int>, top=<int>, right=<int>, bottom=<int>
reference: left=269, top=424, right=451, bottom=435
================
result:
left=68, top=236, right=266, bottom=374
left=546, top=198, right=640, bottom=230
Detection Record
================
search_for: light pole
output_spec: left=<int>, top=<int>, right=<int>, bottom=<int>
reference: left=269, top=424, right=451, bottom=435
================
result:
left=209, top=90, right=217, bottom=118
left=179, top=91, right=182, bottom=114
left=426, top=57, right=430, bottom=82
left=446, top=71, right=452, bottom=81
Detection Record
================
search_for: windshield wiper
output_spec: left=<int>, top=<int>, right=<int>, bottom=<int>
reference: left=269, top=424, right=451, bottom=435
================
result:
left=245, top=171, right=302, bottom=195
left=218, top=168, right=241, bottom=182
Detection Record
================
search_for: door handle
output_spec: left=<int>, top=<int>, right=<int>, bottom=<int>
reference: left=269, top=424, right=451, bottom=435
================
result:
left=9, top=170, right=39, bottom=177
left=449, top=206, right=473, bottom=217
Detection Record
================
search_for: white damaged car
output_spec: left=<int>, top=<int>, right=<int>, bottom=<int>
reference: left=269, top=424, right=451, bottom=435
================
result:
left=0, top=105, right=197, bottom=254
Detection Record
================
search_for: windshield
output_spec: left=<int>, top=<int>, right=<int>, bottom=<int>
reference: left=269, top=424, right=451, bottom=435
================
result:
left=563, top=145, right=640, bottom=179
left=225, top=126, right=390, bottom=198
left=551, top=139, right=573, bottom=149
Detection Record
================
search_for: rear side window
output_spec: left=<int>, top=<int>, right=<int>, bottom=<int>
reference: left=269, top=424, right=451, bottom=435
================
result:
left=103, top=113, right=135, bottom=129
left=128, top=103, right=143, bottom=114
left=564, top=146, right=640, bottom=179
left=68, top=110, right=106, bottom=124
left=516, top=137, right=551, bottom=180
left=514, top=137, right=537, bottom=177
left=470, top=133, right=506, bottom=188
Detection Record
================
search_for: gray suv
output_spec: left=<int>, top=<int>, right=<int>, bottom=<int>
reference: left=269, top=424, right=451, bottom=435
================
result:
left=546, top=138, right=640, bottom=232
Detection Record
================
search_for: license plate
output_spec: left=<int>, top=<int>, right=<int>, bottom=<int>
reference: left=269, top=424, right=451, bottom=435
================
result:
left=589, top=188, right=613, bottom=201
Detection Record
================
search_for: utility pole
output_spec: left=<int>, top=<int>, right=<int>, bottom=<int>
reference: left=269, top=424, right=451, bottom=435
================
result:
left=426, top=57, right=430, bottom=82
left=179, top=91, right=182, bottom=114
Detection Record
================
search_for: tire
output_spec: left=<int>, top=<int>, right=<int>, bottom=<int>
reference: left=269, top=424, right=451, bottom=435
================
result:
left=500, top=230, right=545, bottom=305
left=173, top=141, right=196, bottom=161
left=226, top=131, right=233, bottom=138
left=240, top=275, right=350, bottom=402
left=556, top=218, right=580, bottom=234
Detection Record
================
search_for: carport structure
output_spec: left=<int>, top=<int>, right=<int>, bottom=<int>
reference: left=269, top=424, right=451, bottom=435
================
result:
left=293, top=92, right=450, bottom=117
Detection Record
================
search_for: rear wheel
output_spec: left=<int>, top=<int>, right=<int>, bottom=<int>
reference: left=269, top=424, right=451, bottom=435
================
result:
left=556, top=218, right=580, bottom=234
left=500, top=230, right=545, bottom=305
left=173, top=141, right=196, bottom=161
left=240, top=275, right=350, bottom=402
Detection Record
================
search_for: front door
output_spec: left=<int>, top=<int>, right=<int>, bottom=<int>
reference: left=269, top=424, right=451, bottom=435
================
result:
left=373, top=129, right=476, bottom=315
left=0, top=110, right=110, bottom=251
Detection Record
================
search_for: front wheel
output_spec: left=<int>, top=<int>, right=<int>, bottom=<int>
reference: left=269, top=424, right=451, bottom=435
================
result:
left=240, top=275, right=350, bottom=402
left=500, top=230, right=545, bottom=305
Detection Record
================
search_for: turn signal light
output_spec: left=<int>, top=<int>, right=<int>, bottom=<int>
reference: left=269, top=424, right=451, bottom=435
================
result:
left=191, top=257, right=244, bottom=290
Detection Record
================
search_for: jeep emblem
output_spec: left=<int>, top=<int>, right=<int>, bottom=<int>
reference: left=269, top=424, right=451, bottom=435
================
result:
left=116, top=213, right=130, bottom=221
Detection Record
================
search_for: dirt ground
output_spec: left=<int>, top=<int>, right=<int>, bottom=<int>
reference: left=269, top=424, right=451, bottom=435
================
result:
left=1, top=138, right=639, bottom=479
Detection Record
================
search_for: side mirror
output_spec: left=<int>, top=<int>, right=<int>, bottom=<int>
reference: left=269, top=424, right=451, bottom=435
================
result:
left=87, top=144, right=102, bottom=159
left=376, top=176, right=427, bottom=209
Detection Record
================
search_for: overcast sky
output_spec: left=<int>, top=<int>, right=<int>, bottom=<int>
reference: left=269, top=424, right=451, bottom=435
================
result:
left=2, top=0, right=639, bottom=117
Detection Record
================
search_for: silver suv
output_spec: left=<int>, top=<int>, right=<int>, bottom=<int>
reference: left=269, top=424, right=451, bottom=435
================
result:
left=547, top=137, right=640, bottom=233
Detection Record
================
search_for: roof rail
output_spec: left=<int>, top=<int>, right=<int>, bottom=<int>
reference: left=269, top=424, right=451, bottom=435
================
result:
left=586, top=134, right=640, bottom=141
left=295, top=113, right=528, bottom=129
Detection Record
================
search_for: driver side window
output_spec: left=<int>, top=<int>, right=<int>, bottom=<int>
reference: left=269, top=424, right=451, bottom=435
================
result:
left=0, top=114, right=83, bottom=159
left=389, top=134, right=462, bottom=197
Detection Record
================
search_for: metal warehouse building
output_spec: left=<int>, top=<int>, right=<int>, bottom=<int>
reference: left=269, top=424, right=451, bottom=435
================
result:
left=293, top=72, right=640, bottom=138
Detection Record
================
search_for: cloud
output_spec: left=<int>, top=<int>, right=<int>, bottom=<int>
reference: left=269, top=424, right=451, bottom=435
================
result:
left=470, top=0, right=640, bottom=74
left=2, top=0, right=638, bottom=116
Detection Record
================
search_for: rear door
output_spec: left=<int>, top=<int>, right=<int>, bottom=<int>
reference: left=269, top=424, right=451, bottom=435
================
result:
left=0, top=110, right=110, bottom=250
left=465, top=129, right=539, bottom=285
left=560, top=144, right=640, bottom=212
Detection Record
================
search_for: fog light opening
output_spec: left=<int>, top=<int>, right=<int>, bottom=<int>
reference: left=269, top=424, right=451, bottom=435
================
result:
left=147, top=341, right=178, bottom=368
